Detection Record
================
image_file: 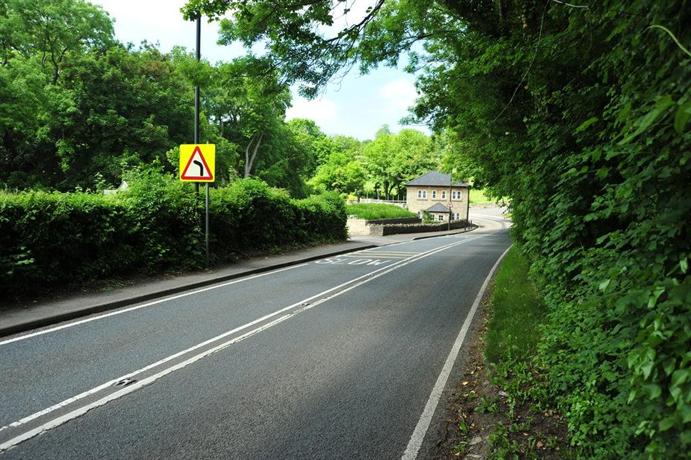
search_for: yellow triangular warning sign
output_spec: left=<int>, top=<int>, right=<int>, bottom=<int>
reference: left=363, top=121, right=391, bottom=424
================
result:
left=180, top=145, right=214, bottom=182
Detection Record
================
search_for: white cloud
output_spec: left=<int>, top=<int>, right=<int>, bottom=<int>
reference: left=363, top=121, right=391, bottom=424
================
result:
left=90, top=0, right=240, bottom=63
left=379, top=79, right=418, bottom=111
left=90, top=1, right=428, bottom=140
left=286, top=96, right=339, bottom=126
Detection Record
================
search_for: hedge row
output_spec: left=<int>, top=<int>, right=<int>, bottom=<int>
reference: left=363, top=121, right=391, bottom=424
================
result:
left=0, top=176, right=347, bottom=296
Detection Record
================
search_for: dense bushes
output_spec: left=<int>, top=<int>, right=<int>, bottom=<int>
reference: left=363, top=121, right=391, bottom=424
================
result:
left=0, top=176, right=346, bottom=296
left=209, top=179, right=346, bottom=256
left=400, top=0, right=690, bottom=456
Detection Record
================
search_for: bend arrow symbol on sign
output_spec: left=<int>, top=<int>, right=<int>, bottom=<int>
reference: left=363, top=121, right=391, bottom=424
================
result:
left=193, top=159, right=204, bottom=176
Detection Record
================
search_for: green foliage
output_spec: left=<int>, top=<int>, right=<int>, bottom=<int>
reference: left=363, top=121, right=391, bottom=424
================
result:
left=433, top=2, right=690, bottom=457
left=309, top=150, right=366, bottom=197
left=0, top=1, right=312, bottom=193
left=475, top=395, right=500, bottom=415
left=469, top=189, right=495, bottom=205
left=362, top=128, right=437, bottom=199
left=209, top=179, right=346, bottom=257
left=345, top=203, right=416, bottom=220
left=0, top=174, right=346, bottom=296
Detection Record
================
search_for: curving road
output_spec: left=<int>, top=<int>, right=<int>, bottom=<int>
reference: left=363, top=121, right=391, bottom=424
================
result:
left=0, top=211, right=511, bottom=459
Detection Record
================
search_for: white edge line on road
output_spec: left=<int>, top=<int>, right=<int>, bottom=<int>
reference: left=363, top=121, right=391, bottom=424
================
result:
left=0, top=263, right=311, bottom=347
left=401, top=244, right=512, bottom=460
left=0, top=237, right=482, bottom=444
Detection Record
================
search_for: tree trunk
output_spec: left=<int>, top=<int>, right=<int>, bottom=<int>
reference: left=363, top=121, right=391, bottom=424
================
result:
left=244, top=132, right=264, bottom=177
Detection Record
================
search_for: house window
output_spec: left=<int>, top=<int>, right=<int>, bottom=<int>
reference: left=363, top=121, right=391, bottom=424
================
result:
left=417, top=190, right=427, bottom=199
left=437, top=214, right=445, bottom=221
left=441, top=191, right=446, bottom=199
left=453, top=212, right=460, bottom=220
left=452, top=190, right=462, bottom=200
left=431, top=190, right=436, bottom=199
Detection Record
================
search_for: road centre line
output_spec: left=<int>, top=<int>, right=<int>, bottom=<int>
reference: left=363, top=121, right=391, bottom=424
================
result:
left=337, top=254, right=413, bottom=259
left=0, top=263, right=310, bottom=347
left=356, top=249, right=420, bottom=256
left=351, top=252, right=419, bottom=256
left=1, top=238, right=469, bottom=346
left=0, top=249, right=430, bottom=434
left=0, top=313, right=294, bottom=453
left=348, top=253, right=415, bottom=255
left=401, top=244, right=512, bottom=460
left=1, top=239, right=466, bottom=433
left=0, top=236, right=484, bottom=451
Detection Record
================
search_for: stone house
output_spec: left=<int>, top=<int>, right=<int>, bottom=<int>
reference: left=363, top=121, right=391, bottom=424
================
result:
left=405, top=172, right=470, bottom=222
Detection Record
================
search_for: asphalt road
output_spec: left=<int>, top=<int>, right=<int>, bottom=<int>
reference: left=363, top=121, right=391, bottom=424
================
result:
left=0, top=218, right=510, bottom=459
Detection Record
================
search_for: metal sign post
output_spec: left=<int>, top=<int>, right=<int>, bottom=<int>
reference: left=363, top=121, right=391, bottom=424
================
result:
left=191, top=15, right=209, bottom=265
left=194, top=17, right=201, bottom=196
left=179, top=144, right=213, bottom=264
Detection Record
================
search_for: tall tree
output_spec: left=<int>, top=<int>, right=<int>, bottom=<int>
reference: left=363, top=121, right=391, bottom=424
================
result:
left=0, top=0, right=116, bottom=189
left=362, top=128, right=434, bottom=199
left=1, top=0, right=113, bottom=83
left=203, top=56, right=291, bottom=178
left=308, top=135, right=365, bottom=196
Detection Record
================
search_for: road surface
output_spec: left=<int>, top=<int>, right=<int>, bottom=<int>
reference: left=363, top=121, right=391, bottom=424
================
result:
left=0, top=213, right=510, bottom=459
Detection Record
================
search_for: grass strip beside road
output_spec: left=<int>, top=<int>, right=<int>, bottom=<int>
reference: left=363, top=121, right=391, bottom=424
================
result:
left=346, top=203, right=416, bottom=220
left=469, top=188, right=495, bottom=205
left=485, top=246, right=545, bottom=364
left=439, top=246, right=570, bottom=459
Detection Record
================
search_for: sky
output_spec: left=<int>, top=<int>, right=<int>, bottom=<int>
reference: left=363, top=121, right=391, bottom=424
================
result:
left=89, top=0, right=428, bottom=140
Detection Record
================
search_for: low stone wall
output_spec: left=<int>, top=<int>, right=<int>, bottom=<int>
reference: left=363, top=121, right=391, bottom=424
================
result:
left=365, top=217, right=420, bottom=225
left=372, top=220, right=471, bottom=236
left=348, top=216, right=472, bottom=237
left=347, top=216, right=421, bottom=236
left=346, top=217, right=370, bottom=236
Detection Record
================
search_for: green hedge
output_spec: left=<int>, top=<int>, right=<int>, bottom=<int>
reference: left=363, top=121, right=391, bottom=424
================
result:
left=0, top=176, right=346, bottom=296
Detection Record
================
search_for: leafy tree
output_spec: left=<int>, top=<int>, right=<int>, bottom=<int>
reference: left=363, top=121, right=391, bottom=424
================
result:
left=52, top=45, right=196, bottom=187
left=203, top=56, right=290, bottom=178
left=433, top=128, right=482, bottom=185
left=286, top=118, right=332, bottom=172
left=329, top=134, right=362, bottom=154
left=0, top=0, right=113, bottom=83
left=309, top=151, right=365, bottom=197
left=362, top=128, right=435, bottom=199
left=0, top=0, right=116, bottom=189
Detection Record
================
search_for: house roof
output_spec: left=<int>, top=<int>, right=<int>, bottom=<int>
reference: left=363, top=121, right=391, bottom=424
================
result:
left=426, top=203, right=451, bottom=213
left=406, top=171, right=469, bottom=187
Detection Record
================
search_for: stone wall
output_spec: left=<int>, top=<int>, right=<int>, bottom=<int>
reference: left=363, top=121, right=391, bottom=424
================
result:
left=371, top=220, right=471, bottom=236
left=348, top=216, right=472, bottom=237
left=347, top=217, right=421, bottom=236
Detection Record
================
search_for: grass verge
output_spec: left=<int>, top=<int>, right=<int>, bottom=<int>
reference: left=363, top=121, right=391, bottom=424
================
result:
left=345, top=203, right=416, bottom=220
left=438, top=246, right=571, bottom=459
left=469, top=188, right=495, bottom=205
left=485, top=247, right=546, bottom=364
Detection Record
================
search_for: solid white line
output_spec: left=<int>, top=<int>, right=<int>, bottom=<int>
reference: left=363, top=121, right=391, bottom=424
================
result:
left=360, top=251, right=419, bottom=254
left=401, top=245, right=512, bottom=460
left=0, top=263, right=310, bottom=346
left=0, top=237, right=483, bottom=451
left=0, top=238, right=477, bottom=439
left=0, top=313, right=293, bottom=452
